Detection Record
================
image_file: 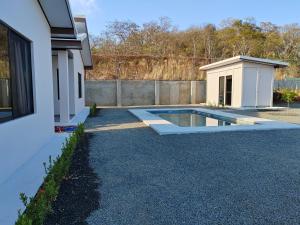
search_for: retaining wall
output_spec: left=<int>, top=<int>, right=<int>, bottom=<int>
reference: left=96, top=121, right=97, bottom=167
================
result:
left=85, top=80, right=207, bottom=106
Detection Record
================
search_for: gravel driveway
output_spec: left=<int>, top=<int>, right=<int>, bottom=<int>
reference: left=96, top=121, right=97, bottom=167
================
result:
left=85, top=108, right=300, bottom=225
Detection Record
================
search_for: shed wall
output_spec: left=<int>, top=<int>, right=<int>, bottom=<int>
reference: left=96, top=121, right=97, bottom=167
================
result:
left=242, top=62, right=274, bottom=107
left=206, top=63, right=243, bottom=107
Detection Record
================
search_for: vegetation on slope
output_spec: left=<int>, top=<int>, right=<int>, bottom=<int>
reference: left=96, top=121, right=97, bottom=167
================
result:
left=88, top=17, right=300, bottom=80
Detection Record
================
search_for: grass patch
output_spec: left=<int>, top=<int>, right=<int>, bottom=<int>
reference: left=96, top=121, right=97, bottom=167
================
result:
left=89, top=103, right=97, bottom=117
left=15, top=124, right=85, bottom=225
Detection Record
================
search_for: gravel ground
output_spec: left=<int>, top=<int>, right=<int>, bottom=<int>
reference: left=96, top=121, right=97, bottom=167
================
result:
left=84, top=108, right=300, bottom=225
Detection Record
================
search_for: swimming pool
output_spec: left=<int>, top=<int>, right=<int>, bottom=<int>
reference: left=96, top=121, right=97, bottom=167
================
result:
left=129, top=108, right=300, bottom=135
left=151, top=110, right=236, bottom=127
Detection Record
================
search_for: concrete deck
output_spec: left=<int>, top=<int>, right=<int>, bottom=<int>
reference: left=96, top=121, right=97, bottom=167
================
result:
left=129, top=108, right=300, bottom=135
left=85, top=108, right=300, bottom=225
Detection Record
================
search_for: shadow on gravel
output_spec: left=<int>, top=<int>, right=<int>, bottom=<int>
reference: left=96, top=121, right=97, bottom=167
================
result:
left=45, top=133, right=100, bottom=225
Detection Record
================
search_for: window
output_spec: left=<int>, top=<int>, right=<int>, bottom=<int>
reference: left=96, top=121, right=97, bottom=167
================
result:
left=78, top=73, right=82, bottom=98
left=57, top=69, right=60, bottom=100
left=0, top=21, right=34, bottom=123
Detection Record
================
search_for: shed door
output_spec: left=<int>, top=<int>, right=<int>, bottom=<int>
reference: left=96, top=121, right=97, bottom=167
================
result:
left=219, top=76, right=232, bottom=106
left=219, top=77, right=225, bottom=106
left=225, top=76, right=232, bottom=106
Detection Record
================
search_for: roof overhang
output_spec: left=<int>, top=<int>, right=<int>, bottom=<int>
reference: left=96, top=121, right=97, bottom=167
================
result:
left=51, top=38, right=82, bottom=50
left=200, top=56, right=289, bottom=71
left=74, top=16, right=93, bottom=70
left=38, top=0, right=77, bottom=39
left=38, top=1, right=93, bottom=66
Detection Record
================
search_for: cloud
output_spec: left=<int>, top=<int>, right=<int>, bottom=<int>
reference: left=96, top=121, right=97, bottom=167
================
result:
left=69, top=0, right=99, bottom=16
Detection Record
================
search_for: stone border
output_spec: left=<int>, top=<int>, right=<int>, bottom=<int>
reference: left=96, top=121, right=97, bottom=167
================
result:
left=129, top=108, right=300, bottom=135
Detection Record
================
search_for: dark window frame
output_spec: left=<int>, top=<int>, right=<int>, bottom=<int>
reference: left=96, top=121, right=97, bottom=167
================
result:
left=0, top=20, right=34, bottom=124
left=57, top=69, right=60, bottom=100
left=78, top=72, right=82, bottom=98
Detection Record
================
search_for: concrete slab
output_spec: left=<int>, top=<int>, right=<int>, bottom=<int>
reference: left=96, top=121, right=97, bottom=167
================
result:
left=129, top=108, right=300, bottom=135
left=55, top=107, right=90, bottom=126
left=0, top=133, right=69, bottom=225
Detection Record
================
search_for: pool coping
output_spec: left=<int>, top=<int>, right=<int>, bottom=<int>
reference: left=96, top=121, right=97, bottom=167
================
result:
left=129, top=108, right=300, bottom=135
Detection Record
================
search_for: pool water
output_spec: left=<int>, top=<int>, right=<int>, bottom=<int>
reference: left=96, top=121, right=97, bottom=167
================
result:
left=152, top=110, right=236, bottom=127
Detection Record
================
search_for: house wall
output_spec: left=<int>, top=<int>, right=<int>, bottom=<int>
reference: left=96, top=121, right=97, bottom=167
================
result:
left=242, top=62, right=274, bottom=107
left=52, top=50, right=85, bottom=117
left=0, top=0, right=54, bottom=184
left=71, top=50, right=85, bottom=114
left=52, top=56, right=60, bottom=115
left=68, top=57, right=75, bottom=115
left=206, top=62, right=243, bottom=107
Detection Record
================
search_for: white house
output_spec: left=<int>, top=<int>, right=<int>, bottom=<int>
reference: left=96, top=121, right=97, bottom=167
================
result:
left=0, top=0, right=92, bottom=224
left=200, top=56, right=288, bottom=108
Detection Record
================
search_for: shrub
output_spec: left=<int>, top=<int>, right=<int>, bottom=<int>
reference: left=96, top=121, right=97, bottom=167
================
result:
left=89, top=103, right=97, bottom=117
left=281, top=89, right=298, bottom=107
left=273, top=90, right=283, bottom=104
left=15, top=124, right=85, bottom=225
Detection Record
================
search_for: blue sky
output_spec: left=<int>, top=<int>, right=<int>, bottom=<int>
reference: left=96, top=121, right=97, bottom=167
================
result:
left=70, top=0, right=300, bottom=35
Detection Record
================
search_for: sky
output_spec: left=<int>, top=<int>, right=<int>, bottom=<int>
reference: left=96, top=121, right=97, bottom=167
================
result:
left=69, top=0, right=300, bottom=35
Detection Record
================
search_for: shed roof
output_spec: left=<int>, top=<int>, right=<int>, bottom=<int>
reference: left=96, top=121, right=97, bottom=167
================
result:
left=200, top=56, right=289, bottom=71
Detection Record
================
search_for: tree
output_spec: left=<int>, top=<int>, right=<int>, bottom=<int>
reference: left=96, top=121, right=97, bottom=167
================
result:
left=88, top=17, right=300, bottom=80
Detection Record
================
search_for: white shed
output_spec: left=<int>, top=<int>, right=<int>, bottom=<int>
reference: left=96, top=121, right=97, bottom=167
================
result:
left=200, top=56, right=288, bottom=108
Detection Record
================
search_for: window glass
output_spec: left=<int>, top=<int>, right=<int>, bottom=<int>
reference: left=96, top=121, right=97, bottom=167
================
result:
left=78, top=73, right=82, bottom=98
left=0, top=21, right=34, bottom=123
left=0, top=23, right=12, bottom=122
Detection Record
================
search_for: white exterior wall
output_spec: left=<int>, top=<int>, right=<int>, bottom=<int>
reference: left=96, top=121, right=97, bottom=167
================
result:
left=0, top=0, right=54, bottom=184
left=71, top=50, right=85, bottom=114
left=52, top=50, right=85, bottom=118
left=242, top=62, right=274, bottom=107
left=68, top=57, right=75, bottom=115
left=52, top=56, right=60, bottom=115
left=206, top=62, right=243, bottom=107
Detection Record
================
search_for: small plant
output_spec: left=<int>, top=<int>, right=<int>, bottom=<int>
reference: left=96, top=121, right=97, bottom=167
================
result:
left=15, top=124, right=85, bottom=225
left=16, top=209, right=32, bottom=225
left=206, top=101, right=222, bottom=108
left=281, top=89, right=298, bottom=108
left=90, top=103, right=97, bottom=117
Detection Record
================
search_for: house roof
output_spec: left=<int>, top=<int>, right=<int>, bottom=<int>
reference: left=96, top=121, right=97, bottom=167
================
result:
left=37, top=0, right=76, bottom=39
left=200, top=56, right=289, bottom=71
left=74, top=16, right=93, bottom=70
left=38, top=0, right=93, bottom=69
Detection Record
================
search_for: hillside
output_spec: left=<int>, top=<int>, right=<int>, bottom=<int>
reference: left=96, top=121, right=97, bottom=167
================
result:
left=87, top=18, right=300, bottom=80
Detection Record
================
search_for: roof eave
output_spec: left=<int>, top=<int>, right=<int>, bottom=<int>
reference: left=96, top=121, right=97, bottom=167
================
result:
left=200, top=56, right=289, bottom=71
left=51, top=39, right=82, bottom=50
left=74, top=16, right=93, bottom=69
left=37, top=0, right=77, bottom=39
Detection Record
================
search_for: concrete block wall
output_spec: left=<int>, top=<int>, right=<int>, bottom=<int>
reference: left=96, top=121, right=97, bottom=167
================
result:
left=85, top=80, right=207, bottom=106
left=121, top=80, right=155, bottom=106
left=274, top=80, right=300, bottom=90
left=85, top=80, right=117, bottom=106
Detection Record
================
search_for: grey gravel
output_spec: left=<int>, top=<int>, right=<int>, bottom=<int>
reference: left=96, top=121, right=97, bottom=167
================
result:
left=85, top=108, right=300, bottom=225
